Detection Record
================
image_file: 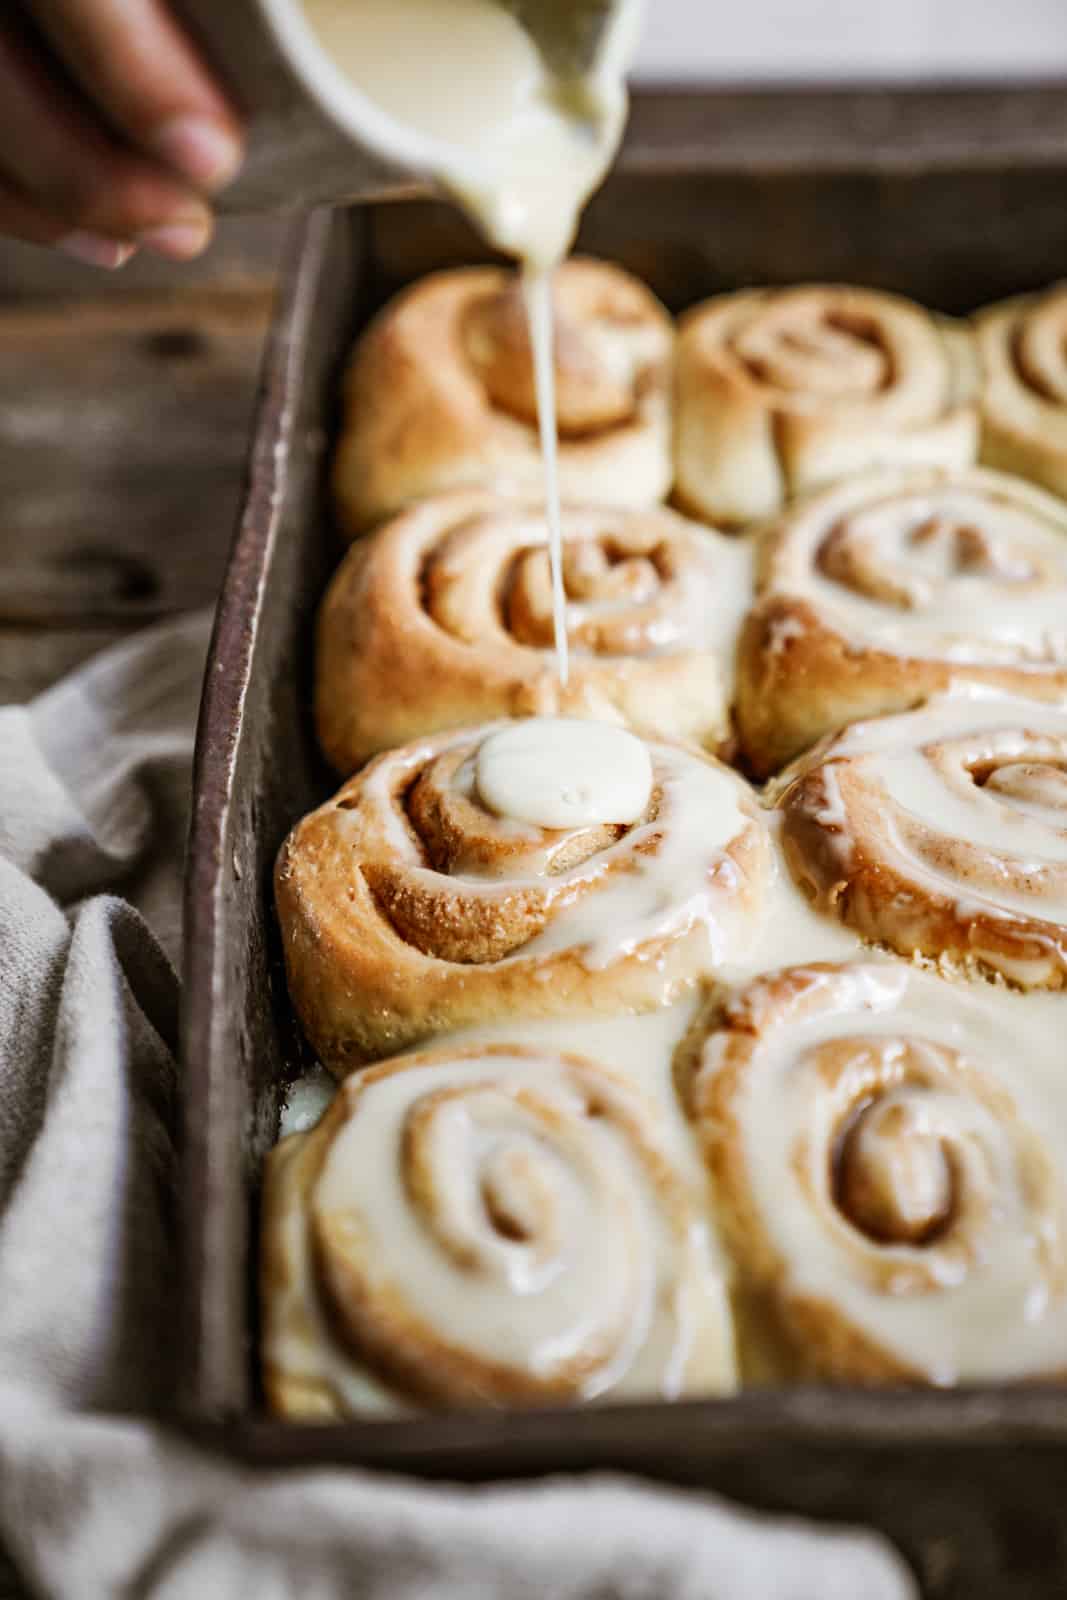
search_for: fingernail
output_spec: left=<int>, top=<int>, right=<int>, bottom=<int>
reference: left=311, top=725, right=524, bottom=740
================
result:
left=153, top=116, right=243, bottom=192
left=139, top=218, right=213, bottom=261
left=57, top=233, right=137, bottom=270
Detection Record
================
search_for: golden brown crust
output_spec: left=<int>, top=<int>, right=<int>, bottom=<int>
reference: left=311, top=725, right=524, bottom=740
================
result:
left=976, top=285, right=1067, bottom=499
left=261, top=1043, right=733, bottom=1416
left=261, top=1130, right=345, bottom=1421
left=314, top=488, right=748, bottom=773
left=332, top=259, right=674, bottom=537
left=681, top=963, right=1067, bottom=1383
left=275, top=723, right=770, bottom=1072
left=778, top=696, right=1067, bottom=988
left=734, top=466, right=1067, bottom=775
left=674, top=285, right=978, bottom=529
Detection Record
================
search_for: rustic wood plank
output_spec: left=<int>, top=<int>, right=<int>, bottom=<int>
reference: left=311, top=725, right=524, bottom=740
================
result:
left=0, top=289, right=273, bottom=629
left=0, top=625, right=135, bottom=704
left=620, top=84, right=1067, bottom=175
left=0, top=214, right=289, bottom=302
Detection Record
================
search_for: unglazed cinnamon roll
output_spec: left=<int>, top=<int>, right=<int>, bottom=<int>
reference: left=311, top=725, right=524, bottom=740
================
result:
left=275, top=719, right=771, bottom=1070
left=262, top=1040, right=736, bottom=1417
left=681, top=961, right=1067, bottom=1384
left=332, top=259, right=674, bottom=535
left=315, top=488, right=752, bottom=772
left=674, top=285, right=978, bottom=528
left=976, top=284, right=1067, bottom=499
left=778, top=689, right=1067, bottom=989
left=736, top=466, right=1067, bottom=775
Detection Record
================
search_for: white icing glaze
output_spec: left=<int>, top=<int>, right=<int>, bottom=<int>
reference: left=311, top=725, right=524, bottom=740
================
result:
left=277, top=826, right=865, bottom=1151
left=269, top=823, right=886, bottom=1412
left=359, top=723, right=769, bottom=981
left=432, top=505, right=755, bottom=673
left=783, top=687, right=1067, bottom=945
left=769, top=469, right=1067, bottom=665
left=719, top=962, right=1067, bottom=1381
left=721, top=812, right=867, bottom=982
left=298, top=0, right=639, bottom=271
left=278, top=1064, right=336, bottom=1137
left=298, top=3, right=643, bottom=688
left=524, top=270, right=569, bottom=683
left=522, top=745, right=760, bottom=970
left=475, top=716, right=653, bottom=829
left=269, top=1039, right=737, bottom=1411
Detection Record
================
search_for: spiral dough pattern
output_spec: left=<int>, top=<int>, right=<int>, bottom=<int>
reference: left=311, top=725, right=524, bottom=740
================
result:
left=976, top=284, right=1067, bottom=500
left=275, top=721, right=770, bottom=1070
left=315, top=488, right=752, bottom=770
left=681, top=962, right=1067, bottom=1383
left=674, top=285, right=977, bottom=528
left=736, top=466, right=1067, bottom=774
left=261, top=1043, right=736, bottom=1415
left=779, top=690, right=1067, bottom=989
left=332, top=259, right=674, bottom=536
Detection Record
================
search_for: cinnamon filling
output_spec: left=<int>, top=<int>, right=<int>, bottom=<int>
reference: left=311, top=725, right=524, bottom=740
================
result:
left=464, top=285, right=636, bottom=435
left=505, top=533, right=674, bottom=652
left=834, top=1093, right=955, bottom=1248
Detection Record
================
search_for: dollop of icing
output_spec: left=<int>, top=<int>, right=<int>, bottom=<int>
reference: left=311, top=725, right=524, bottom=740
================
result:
left=475, top=717, right=653, bottom=829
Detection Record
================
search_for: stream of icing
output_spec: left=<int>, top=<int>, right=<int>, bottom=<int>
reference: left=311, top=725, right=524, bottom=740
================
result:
left=297, top=0, right=641, bottom=685
left=524, top=268, right=570, bottom=683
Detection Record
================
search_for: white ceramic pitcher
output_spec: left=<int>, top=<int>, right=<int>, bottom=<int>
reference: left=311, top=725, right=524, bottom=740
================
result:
left=171, top=0, right=642, bottom=260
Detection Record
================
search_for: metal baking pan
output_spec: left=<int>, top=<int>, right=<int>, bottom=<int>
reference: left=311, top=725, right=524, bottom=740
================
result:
left=181, top=87, right=1067, bottom=1597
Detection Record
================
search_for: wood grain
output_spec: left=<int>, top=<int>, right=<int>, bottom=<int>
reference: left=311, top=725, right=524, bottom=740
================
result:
left=0, top=227, right=279, bottom=1599
left=0, top=289, right=272, bottom=656
left=0, top=626, right=134, bottom=705
left=0, top=215, right=289, bottom=301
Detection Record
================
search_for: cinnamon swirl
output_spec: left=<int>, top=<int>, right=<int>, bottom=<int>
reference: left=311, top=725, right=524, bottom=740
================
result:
left=333, top=259, right=674, bottom=536
left=675, top=285, right=977, bottom=528
left=262, top=1039, right=737, bottom=1416
left=315, top=488, right=752, bottom=772
left=976, top=284, right=1067, bottom=500
left=682, top=961, right=1067, bottom=1383
left=736, top=466, right=1067, bottom=775
left=275, top=719, right=771, bottom=1071
left=779, top=689, right=1067, bottom=989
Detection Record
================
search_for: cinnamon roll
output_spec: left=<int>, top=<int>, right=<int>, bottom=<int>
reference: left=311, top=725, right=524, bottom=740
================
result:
left=262, top=1040, right=736, bottom=1417
left=675, top=285, right=977, bottom=528
left=315, top=488, right=752, bottom=772
left=275, top=719, right=771, bottom=1071
left=736, top=466, right=1067, bottom=775
left=333, top=259, right=674, bottom=536
left=779, top=689, right=1067, bottom=989
left=976, top=284, right=1067, bottom=499
left=682, top=961, right=1067, bottom=1383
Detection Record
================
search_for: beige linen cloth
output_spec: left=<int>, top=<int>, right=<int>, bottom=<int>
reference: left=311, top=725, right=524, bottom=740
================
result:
left=0, top=613, right=916, bottom=1599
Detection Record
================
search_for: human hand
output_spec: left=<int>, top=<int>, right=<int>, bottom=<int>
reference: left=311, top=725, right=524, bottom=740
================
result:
left=1, top=1, right=244, bottom=269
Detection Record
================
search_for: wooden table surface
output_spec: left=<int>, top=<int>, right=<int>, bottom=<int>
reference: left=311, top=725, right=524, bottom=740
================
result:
left=0, top=216, right=292, bottom=705
left=0, top=216, right=291, bottom=1598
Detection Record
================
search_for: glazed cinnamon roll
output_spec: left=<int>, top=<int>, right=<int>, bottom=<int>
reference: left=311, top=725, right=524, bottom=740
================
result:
left=315, top=488, right=752, bottom=772
left=275, top=719, right=771, bottom=1070
left=674, top=285, right=977, bottom=528
left=682, top=962, right=1067, bottom=1384
left=333, top=259, right=674, bottom=535
left=262, top=1040, right=736, bottom=1417
left=736, top=466, right=1067, bottom=775
left=778, top=689, right=1067, bottom=989
left=976, top=284, right=1067, bottom=499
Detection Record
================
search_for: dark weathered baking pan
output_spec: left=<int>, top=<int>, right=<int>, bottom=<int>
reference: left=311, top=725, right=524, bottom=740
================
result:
left=181, top=87, right=1067, bottom=1598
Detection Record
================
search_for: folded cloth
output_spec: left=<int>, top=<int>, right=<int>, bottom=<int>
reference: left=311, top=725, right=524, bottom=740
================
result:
left=0, top=614, right=917, bottom=1600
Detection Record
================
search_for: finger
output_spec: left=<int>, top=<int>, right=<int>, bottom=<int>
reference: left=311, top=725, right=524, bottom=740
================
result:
left=28, top=0, right=243, bottom=193
left=0, top=19, right=213, bottom=257
left=0, top=170, right=137, bottom=267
